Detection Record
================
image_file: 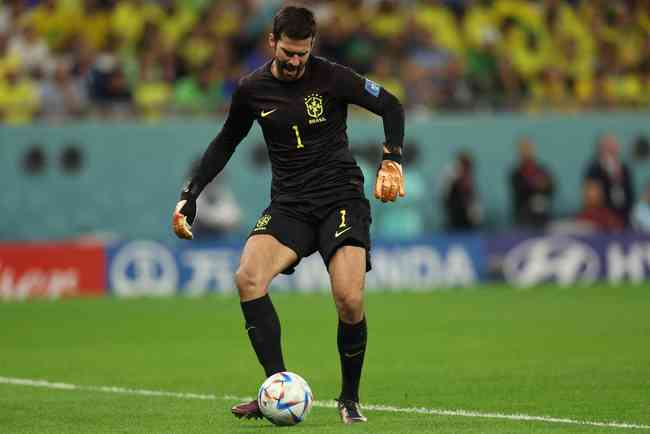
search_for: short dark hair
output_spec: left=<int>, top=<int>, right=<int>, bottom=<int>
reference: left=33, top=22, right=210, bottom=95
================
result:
left=272, top=6, right=316, bottom=41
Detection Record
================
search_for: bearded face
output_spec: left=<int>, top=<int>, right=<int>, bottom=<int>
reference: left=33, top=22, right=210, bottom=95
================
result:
left=270, top=34, right=312, bottom=81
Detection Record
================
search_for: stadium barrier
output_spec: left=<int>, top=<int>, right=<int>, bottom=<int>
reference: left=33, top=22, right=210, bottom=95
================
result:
left=2, top=231, right=649, bottom=300
left=3, top=114, right=649, bottom=241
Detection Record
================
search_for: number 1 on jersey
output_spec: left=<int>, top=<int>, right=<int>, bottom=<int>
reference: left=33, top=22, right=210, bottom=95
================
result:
left=292, top=125, right=304, bottom=149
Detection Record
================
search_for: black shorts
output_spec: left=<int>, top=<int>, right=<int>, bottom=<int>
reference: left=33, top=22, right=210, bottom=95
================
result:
left=248, top=197, right=372, bottom=275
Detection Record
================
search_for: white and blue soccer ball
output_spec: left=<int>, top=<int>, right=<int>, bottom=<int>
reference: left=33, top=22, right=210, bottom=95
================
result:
left=257, top=371, right=314, bottom=426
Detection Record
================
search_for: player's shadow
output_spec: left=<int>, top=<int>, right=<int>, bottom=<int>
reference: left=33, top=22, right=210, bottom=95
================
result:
left=213, top=413, right=331, bottom=429
left=235, top=419, right=331, bottom=429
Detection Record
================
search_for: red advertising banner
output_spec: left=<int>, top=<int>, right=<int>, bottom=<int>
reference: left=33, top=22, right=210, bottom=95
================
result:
left=0, top=243, right=105, bottom=300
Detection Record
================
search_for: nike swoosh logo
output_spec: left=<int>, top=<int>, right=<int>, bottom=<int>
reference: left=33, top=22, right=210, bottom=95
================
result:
left=260, top=108, right=277, bottom=118
left=335, top=227, right=352, bottom=238
left=344, top=350, right=364, bottom=358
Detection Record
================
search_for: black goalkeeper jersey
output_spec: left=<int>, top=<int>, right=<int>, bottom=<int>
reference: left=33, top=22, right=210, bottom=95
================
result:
left=187, top=55, right=404, bottom=206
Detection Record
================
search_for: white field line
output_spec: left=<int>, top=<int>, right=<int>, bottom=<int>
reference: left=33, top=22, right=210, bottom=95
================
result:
left=1, top=376, right=649, bottom=430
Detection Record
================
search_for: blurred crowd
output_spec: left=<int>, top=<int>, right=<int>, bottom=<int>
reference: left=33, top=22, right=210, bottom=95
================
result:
left=438, top=133, right=650, bottom=234
left=1, top=0, right=649, bottom=124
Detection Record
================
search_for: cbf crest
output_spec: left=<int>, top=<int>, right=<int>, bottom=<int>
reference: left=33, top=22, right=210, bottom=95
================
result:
left=305, top=93, right=326, bottom=124
left=254, top=214, right=272, bottom=231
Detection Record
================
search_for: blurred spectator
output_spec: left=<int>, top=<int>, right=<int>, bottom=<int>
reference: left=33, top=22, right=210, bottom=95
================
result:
left=40, top=61, right=89, bottom=121
left=21, top=0, right=82, bottom=51
left=584, top=134, right=635, bottom=226
left=0, top=62, right=41, bottom=124
left=368, top=0, right=407, bottom=41
left=66, top=35, right=95, bottom=97
left=110, top=0, right=162, bottom=50
left=439, top=151, right=482, bottom=231
left=133, top=35, right=174, bottom=121
left=414, top=0, right=463, bottom=56
left=367, top=55, right=405, bottom=103
left=179, top=13, right=216, bottom=70
left=464, top=0, right=502, bottom=108
left=576, top=179, right=624, bottom=232
left=157, top=0, right=198, bottom=50
left=642, top=35, right=650, bottom=107
left=0, top=2, right=23, bottom=34
left=631, top=181, right=650, bottom=233
left=463, top=0, right=500, bottom=51
left=318, top=1, right=375, bottom=74
left=188, top=159, right=242, bottom=239
left=529, top=67, right=572, bottom=112
left=173, top=60, right=223, bottom=116
left=194, top=179, right=242, bottom=240
left=89, top=33, right=133, bottom=117
left=403, top=25, right=454, bottom=110
left=8, top=22, right=51, bottom=76
left=205, top=2, right=242, bottom=39
left=79, top=0, right=112, bottom=52
left=242, top=34, right=270, bottom=73
left=437, top=55, right=472, bottom=110
left=510, top=137, right=555, bottom=228
left=498, top=15, right=551, bottom=90
left=544, top=0, right=593, bottom=103
left=0, top=31, right=21, bottom=78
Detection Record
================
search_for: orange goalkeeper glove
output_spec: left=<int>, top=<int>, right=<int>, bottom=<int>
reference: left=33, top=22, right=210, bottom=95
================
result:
left=172, top=193, right=196, bottom=240
left=374, top=159, right=406, bottom=203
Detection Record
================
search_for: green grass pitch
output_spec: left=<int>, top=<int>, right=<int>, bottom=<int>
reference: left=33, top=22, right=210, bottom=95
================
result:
left=1, top=284, right=649, bottom=433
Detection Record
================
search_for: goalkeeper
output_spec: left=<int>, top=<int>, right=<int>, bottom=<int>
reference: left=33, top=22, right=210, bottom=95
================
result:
left=172, top=5, right=405, bottom=425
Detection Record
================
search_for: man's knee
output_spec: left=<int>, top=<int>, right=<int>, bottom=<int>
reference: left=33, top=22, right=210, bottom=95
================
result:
left=235, top=266, right=268, bottom=300
left=334, top=290, right=364, bottom=321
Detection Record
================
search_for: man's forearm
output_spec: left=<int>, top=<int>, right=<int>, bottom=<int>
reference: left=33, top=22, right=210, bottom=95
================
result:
left=379, top=92, right=405, bottom=160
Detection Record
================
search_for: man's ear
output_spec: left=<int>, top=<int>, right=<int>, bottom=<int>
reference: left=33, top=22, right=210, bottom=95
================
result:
left=268, top=33, right=276, bottom=50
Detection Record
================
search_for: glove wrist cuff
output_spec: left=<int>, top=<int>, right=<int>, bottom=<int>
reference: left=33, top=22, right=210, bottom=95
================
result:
left=382, top=152, right=402, bottom=165
left=180, top=188, right=197, bottom=202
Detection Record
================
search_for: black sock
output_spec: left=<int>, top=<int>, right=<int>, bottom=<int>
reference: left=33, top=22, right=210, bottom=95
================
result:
left=240, top=294, right=286, bottom=378
left=337, top=317, right=367, bottom=403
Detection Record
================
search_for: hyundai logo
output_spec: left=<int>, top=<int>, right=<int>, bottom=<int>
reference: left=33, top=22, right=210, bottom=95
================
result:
left=503, top=237, right=600, bottom=286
